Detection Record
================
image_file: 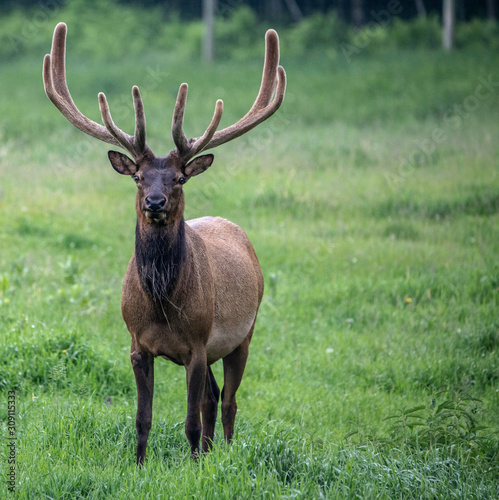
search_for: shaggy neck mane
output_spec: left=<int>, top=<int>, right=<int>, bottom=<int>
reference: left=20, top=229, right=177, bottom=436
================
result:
left=135, top=219, right=186, bottom=303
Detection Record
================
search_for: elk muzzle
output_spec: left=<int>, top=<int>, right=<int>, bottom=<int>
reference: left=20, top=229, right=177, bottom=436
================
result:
left=144, top=194, right=168, bottom=220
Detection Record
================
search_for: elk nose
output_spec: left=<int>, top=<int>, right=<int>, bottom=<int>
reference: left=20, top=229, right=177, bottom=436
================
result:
left=145, top=195, right=166, bottom=211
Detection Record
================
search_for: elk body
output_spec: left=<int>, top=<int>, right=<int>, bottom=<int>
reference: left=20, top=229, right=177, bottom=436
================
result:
left=43, top=23, right=286, bottom=463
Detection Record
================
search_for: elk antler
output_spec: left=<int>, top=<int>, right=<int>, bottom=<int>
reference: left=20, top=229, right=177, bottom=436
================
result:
left=172, top=29, right=286, bottom=162
left=43, top=22, right=151, bottom=162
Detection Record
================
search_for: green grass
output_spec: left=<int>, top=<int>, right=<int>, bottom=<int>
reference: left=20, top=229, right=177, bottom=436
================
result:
left=0, top=35, right=498, bottom=498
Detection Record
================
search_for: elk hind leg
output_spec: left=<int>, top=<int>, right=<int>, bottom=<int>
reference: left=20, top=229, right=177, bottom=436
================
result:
left=185, top=352, right=207, bottom=458
left=201, top=365, right=220, bottom=452
left=221, top=326, right=253, bottom=443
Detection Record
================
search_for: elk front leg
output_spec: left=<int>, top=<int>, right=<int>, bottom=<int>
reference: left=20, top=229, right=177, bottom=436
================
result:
left=131, top=348, right=154, bottom=466
left=185, top=351, right=207, bottom=458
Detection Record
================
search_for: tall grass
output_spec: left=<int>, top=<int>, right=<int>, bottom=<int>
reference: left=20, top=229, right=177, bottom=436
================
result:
left=0, top=4, right=498, bottom=498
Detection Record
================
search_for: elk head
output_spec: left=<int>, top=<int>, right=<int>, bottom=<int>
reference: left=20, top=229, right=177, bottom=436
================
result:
left=43, top=23, right=286, bottom=226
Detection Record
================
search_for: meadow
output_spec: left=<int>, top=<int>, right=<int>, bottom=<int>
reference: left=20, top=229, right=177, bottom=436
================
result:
left=0, top=8, right=499, bottom=499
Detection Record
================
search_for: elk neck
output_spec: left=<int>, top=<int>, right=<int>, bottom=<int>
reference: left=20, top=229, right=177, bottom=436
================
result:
left=134, top=209, right=187, bottom=303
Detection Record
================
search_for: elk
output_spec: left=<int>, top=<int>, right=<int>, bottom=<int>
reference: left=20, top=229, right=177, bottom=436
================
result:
left=43, top=23, right=286, bottom=464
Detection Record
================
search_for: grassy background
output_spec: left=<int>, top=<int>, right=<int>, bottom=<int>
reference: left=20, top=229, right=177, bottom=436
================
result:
left=1, top=7, right=499, bottom=498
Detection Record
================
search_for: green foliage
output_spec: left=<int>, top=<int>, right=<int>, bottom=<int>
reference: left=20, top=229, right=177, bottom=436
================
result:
left=155, top=14, right=205, bottom=61
left=373, top=186, right=499, bottom=220
left=215, top=6, right=261, bottom=60
left=383, top=391, right=492, bottom=453
left=0, top=329, right=133, bottom=395
left=1, top=0, right=499, bottom=63
left=456, top=18, right=499, bottom=51
left=284, top=11, right=349, bottom=60
left=59, top=0, right=164, bottom=60
left=7, top=415, right=499, bottom=497
left=0, top=0, right=165, bottom=61
left=388, top=15, right=442, bottom=50
left=0, top=7, right=54, bottom=60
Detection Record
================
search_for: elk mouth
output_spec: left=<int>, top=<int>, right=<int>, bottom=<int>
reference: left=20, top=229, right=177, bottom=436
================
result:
left=144, top=210, right=167, bottom=221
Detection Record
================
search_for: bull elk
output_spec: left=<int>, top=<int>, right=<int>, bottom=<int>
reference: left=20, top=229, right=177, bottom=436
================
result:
left=43, top=23, right=286, bottom=463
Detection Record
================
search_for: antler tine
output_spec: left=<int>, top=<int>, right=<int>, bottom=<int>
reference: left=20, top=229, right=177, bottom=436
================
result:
left=98, top=86, right=150, bottom=159
left=174, top=29, right=286, bottom=160
left=187, top=99, right=224, bottom=158
left=172, top=83, right=190, bottom=155
left=43, top=23, right=120, bottom=148
left=133, top=86, right=147, bottom=154
left=205, top=29, right=286, bottom=149
left=172, top=87, right=224, bottom=161
left=98, top=92, right=133, bottom=150
left=207, top=64, right=285, bottom=149
left=248, top=29, right=281, bottom=112
left=43, top=22, right=150, bottom=161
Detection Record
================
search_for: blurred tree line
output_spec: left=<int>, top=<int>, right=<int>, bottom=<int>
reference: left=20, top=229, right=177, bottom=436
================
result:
left=1, top=0, right=497, bottom=61
left=1, top=0, right=496, bottom=24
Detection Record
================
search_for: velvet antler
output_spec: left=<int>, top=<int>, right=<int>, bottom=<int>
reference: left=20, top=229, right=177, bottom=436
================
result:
left=171, top=29, right=286, bottom=162
left=43, top=22, right=151, bottom=162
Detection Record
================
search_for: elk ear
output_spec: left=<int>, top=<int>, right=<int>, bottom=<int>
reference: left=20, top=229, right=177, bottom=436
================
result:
left=184, top=154, right=214, bottom=178
left=108, top=151, right=138, bottom=176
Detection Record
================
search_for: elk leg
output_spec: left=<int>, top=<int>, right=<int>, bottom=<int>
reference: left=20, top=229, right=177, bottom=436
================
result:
left=131, top=348, right=154, bottom=466
left=221, top=326, right=254, bottom=443
left=201, top=365, right=220, bottom=452
left=185, top=352, right=207, bottom=458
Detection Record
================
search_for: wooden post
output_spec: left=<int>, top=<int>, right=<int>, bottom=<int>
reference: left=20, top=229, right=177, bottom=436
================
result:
left=442, top=0, right=455, bottom=51
left=351, top=0, right=365, bottom=26
left=486, top=0, right=496, bottom=21
left=415, top=0, right=426, bottom=18
left=203, top=0, right=215, bottom=63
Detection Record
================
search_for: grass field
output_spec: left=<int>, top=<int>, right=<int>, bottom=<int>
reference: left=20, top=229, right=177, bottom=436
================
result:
left=0, top=23, right=498, bottom=498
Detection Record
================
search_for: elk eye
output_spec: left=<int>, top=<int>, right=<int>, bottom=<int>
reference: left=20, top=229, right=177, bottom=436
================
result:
left=178, top=177, right=186, bottom=185
left=133, top=175, right=140, bottom=183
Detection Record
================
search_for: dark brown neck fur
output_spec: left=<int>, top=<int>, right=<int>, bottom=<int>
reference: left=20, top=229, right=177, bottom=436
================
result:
left=134, top=218, right=186, bottom=303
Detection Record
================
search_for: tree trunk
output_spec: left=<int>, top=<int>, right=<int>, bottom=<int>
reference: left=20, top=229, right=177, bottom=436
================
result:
left=486, top=0, right=496, bottom=20
left=351, top=0, right=365, bottom=26
left=415, top=0, right=426, bottom=18
left=283, top=0, right=303, bottom=22
left=442, top=0, right=455, bottom=51
left=203, top=0, right=215, bottom=63
left=266, top=0, right=284, bottom=20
